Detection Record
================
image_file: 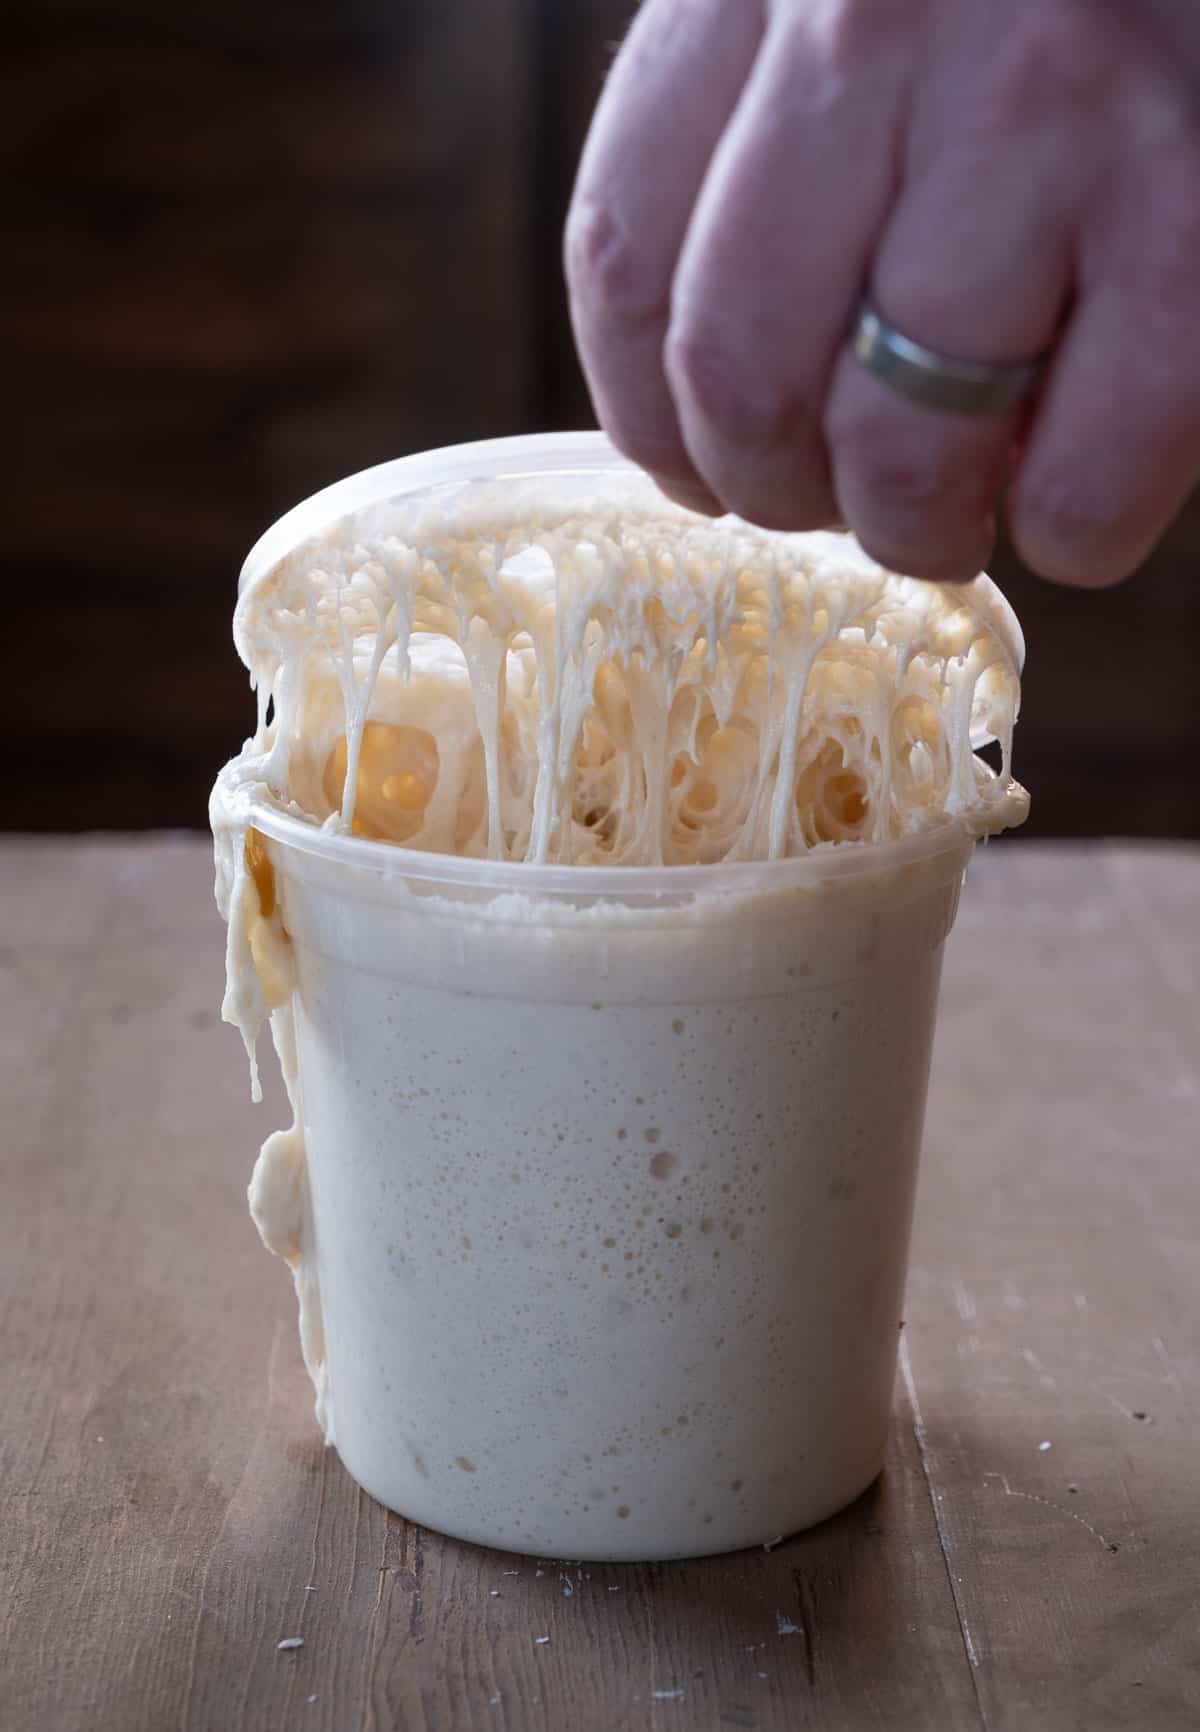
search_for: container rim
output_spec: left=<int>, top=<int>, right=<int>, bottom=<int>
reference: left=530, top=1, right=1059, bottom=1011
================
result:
left=236, top=433, right=1025, bottom=681
left=240, top=433, right=643, bottom=596
left=249, top=796, right=988, bottom=898
left=238, top=429, right=1021, bottom=895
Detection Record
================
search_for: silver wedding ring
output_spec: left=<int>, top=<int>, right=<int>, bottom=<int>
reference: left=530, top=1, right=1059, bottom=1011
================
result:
left=851, top=303, right=1048, bottom=416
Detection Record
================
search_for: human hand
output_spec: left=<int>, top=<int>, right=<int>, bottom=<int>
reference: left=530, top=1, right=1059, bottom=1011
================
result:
left=565, top=0, right=1200, bottom=585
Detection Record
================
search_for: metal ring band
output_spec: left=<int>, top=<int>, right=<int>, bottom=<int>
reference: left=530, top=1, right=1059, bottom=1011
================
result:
left=851, top=303, right=1048, bottom=416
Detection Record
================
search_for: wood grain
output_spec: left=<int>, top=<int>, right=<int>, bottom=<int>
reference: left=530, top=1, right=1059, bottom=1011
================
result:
left=0, top=0, right=534, bottom=834
left=2, top=0, right=1199, bottom=839
left=905, top=841, right=1200, bottom=1730
left=2, top=837, right=1197, bottom=1730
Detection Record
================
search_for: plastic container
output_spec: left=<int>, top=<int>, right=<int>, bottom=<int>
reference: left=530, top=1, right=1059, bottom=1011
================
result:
left=238, top=435, right=1004, bottom=1561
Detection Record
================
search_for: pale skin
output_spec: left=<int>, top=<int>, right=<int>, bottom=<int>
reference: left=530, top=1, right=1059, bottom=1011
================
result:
left=565, top=0, right=1200, bottom=585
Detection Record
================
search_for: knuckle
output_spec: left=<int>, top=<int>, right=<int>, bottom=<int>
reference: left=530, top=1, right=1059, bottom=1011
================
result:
left=834, top=415, right=964, bottom=520
left=664, top=324, right=760, bottom=439
left=770, top=0, right=913, bottom=94
left=981, top=2, right=1111, bottom=132
left=564, top=198, right=669, bottom=328
left=664, top=320, right=815, bottom=449
left=602, top=417, right=691, bottom=483
left=1015, top=471, right=1133, bottom=579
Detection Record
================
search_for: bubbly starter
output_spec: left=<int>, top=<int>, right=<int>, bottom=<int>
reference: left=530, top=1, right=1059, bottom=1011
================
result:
left=211, top=473, right=1026, bottom=1558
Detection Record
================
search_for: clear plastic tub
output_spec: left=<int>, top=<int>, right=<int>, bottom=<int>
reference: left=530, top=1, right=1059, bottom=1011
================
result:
left=234, top=434, right=1013, bottom=1561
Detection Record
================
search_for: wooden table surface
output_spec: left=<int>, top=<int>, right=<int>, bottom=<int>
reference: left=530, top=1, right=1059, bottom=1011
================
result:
left=3, top=836, right=1197, bottom=1732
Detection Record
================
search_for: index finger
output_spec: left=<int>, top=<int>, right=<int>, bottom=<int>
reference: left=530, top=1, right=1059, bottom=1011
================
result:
left=564, top=0, right=765, bottom=511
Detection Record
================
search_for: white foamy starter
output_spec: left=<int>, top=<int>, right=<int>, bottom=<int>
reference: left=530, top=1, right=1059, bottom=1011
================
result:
left=211, top=472, right=1027, bottom=1559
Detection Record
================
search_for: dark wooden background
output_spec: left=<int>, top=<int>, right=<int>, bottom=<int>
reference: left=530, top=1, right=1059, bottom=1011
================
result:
left=3, top=0, right=1196, bottom=838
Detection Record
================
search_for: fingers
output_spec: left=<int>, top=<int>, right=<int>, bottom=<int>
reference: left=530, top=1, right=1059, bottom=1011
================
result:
left=567, top=0, right=1200, bottom=589
left=564, top=0, right=765, bottom=512
left=824, top=143, right=1074, bottom=581
left=662, top=7, right=910, bottom=528
left=1010, top=170, right=1200, bottom=585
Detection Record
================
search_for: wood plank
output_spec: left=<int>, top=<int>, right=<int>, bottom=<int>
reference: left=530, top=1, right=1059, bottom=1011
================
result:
left=1, top=836, right=991, bottom=1732
left=1, top=379, right=523, bottom=574
left=988, top=511, right=1200, bottom=840
left=0, top=0, right=536, bottom=834
left=5, top=0, right=455, bottom=49
left=905, top=838, right=1200, bottom=1729
left=529, top=0, right=632, bottom=431
left=0, top=2, right=531, bottom=379
left=3, top=0, right=1199, bottom=842
left=5, top=837, right=1197, bottom=1727
left=0, top=196, right=523, bottom=377
left=0, top=37, right=472, bottom=189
